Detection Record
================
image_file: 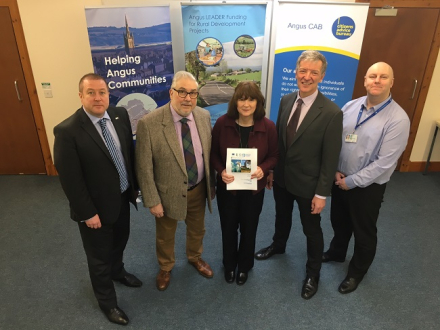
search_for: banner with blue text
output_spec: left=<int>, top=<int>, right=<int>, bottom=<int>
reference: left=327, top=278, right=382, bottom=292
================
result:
left=269, top=2, right=368, bottom=122
left=181, top=4, right=267, bottom=125
left=85, top=6, right=173, bottom=135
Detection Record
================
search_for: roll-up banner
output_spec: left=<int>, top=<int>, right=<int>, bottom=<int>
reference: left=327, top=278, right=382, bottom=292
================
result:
left=181, top=3, right=268, bottom=125
left=85, top=6, right=173, bottom=136
left=268, top=1, right=369, bottom=122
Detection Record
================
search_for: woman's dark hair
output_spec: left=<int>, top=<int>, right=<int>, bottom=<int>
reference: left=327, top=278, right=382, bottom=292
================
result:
left=227, top=81, right=266, bottom=120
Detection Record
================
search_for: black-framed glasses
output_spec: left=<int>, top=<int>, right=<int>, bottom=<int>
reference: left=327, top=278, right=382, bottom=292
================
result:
left=172, top=88, right=199, bottom=99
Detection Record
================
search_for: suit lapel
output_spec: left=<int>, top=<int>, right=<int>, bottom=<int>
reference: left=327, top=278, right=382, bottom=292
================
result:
left=162, top=104, right=187, bottom=174
left=79, top=109, right=113, bottom=162
left=290, top=92, right=324, bottom=145
left=281, top=93, right=297, bottom=148
left=193, top=107, right=209, bottom=167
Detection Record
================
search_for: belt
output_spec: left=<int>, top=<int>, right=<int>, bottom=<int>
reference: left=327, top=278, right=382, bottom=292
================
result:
left=187, top=181, right=201, bottom=191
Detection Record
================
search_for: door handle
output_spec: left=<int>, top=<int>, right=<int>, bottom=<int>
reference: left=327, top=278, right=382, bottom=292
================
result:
left=411, top=79, right=418, bottom=100
left=15, top=80, right=22, bottom=101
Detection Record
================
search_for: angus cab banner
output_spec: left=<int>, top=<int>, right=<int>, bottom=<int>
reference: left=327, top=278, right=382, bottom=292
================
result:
left=85, top=6, right=173, bottom=135
left=269, top=2, right=368, bottom=122
left=181, top=3, right=267, bottom=125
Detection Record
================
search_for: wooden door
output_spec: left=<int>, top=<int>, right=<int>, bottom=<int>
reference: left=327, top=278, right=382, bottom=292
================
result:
left=0, top=6, right=46, bottom=174
left=353, top=8, right=439, bottom=122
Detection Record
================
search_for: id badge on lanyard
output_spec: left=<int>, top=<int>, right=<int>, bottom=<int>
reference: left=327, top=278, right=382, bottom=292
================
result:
left=346, top=98, right=392, bottom=144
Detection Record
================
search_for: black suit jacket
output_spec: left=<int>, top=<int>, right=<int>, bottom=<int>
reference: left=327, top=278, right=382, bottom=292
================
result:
left=54, top=106, right=138, bottom=224
left=274, top=91, right=343, bottom=199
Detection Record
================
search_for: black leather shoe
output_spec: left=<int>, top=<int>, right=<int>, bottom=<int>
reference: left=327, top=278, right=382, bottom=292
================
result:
left=254, top=244, right=285, bottom=260
left=100, top=306, right=129, bottom=325
left=236, top=272, right=248, bottom=285
left=338, top=277, right=361, bottom=294
left=115, top=273, right=143, bottom=287
left=301, top=276, right=319, bottom=300
left=322, top=251, right=345, bottom=263
left=224, top=270, right=235, bottom=284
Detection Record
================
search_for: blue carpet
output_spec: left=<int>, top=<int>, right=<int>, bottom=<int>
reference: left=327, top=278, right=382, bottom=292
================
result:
left=0, top=172, right=439, bottom=329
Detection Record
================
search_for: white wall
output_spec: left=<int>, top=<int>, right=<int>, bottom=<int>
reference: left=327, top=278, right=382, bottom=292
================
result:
left=16, top=0, right=440, bottom=163
left=410, top=51, right=440, bottom=162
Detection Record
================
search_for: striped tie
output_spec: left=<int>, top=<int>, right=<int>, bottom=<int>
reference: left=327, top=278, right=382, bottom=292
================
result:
left=180, top=118, right=198, bottom=187
left=98, top=118, right=129, bottom=192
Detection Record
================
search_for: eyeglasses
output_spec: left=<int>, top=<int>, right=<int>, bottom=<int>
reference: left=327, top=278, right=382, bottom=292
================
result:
left=172, top=88, right=199, bottom=99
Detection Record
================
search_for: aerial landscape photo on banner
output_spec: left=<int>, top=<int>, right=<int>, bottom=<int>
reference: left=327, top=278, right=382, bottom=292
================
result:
left=181, top=4, right=267, bottom=124
left=85, top=6, right=173, bottom=136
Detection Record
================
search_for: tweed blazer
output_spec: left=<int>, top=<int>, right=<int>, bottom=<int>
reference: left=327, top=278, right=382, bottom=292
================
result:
left=274, top=91, right=343, bottom=199
left=135, top=102, right=213, bottom=220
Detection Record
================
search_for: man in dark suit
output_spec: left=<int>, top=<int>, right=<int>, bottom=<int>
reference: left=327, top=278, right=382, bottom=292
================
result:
left=255, top=51, right=343, bottom=299
left=54, top=73, right=141, bottom=326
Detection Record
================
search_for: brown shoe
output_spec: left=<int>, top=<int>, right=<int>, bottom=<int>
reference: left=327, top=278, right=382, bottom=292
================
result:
left=156, top=270, right=171, bottom=291
left=188, top=258, right=214, bottom=278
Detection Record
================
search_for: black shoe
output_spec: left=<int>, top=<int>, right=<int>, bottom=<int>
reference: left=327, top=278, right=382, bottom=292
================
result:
left=254, top=244, right=285, bottom=260
left=100, top=306, right=129, bottom=325
left=338, top=277, right=361, bottom=294
left=115, top=273, right=143, bottom=287
left=322, top=251, right=345, bottom=263
left=236, top=272, right=248, bottom=285
left=224, top=270, right=235, bottom=283
left=301, top=276, right=319, bottom=300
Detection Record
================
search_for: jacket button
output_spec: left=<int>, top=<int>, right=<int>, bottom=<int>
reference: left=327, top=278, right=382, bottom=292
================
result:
left=182, top=194, right=186, bottom=198
left=184, top=181, right=187, bottom=185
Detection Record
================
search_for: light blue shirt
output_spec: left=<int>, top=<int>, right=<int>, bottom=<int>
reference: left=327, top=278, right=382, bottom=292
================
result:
left=338, top=95, right=410, bottom=189
left=83, top=108, right=128, bottom=172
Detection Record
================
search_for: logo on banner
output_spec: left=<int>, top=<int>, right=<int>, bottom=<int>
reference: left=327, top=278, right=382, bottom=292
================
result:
left=332, top=16, right=356, bottom=40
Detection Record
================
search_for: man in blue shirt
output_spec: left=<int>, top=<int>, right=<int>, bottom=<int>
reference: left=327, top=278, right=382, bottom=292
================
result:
left=322, top=62, right=410, bottom=294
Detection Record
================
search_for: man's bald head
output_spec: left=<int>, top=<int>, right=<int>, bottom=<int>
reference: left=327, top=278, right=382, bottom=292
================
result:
left=364, top=62, right=394, bottom=103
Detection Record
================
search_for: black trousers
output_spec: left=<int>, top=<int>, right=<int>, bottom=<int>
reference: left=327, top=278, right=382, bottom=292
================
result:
left=78, top=191, right=130, bottom=309
left=329, top=182, right=386, bottom=279
left=272, top=182, right=323, bottom=277
left=217, top=186, right=265, bottom=273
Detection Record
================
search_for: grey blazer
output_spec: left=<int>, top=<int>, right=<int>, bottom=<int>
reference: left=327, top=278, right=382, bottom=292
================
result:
left=274, top=91, right=343, bottom=198
left=135, top=102, right=213, bottom=220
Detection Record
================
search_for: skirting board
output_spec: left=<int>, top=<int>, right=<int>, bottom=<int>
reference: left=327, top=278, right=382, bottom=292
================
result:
left=407, top=161, right=440, bottom=172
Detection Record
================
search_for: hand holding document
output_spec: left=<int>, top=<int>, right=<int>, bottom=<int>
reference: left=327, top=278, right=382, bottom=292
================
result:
left=226, top=148, right=258, bottom=190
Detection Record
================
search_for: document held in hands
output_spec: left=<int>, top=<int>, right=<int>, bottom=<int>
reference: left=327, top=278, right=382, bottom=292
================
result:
left=226, top=148, right=258, bottom=190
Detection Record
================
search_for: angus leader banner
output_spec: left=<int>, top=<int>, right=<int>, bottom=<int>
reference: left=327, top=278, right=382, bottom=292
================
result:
left=181, top=3, right=268, bottom=125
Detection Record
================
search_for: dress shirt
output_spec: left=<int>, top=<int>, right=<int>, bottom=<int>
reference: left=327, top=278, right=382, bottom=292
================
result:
left=287, top=89, right=319, bottom=128
left=170, top=105, right=204, bottom=184
left=287, top=89, right=325, bottom=200
left=83, top=108, right=127, bottom=170
left=338, top=95, right=410, bottom=189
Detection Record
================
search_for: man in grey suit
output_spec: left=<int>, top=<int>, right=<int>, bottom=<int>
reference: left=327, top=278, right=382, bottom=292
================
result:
left=136, top=71, right=215, bottom=291
left=255, top=51, right=343, bottom=299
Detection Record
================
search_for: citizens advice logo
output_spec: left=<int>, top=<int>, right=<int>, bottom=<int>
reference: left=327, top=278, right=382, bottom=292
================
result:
left=332, top=16, right=355, bottom=40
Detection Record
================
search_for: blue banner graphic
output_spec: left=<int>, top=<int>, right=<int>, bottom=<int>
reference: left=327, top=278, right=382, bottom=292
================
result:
left=181, top=4, right=267, bottom=125
left=85, top=6, right=173, bottom=135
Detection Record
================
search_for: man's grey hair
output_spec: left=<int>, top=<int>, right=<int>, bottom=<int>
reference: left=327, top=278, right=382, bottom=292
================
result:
left=171, top=71, right=198, bottom=89
left=296, top=50, right=328, bottom=74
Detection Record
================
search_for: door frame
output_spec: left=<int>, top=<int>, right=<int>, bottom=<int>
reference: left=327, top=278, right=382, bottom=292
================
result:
left=1, top=0, right=56, bottom=175
left=358, top=0, right=440, bottom=171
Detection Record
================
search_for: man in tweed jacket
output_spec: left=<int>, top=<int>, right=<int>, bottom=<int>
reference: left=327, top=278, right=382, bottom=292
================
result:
left=136, top=71, right=215, bottom=291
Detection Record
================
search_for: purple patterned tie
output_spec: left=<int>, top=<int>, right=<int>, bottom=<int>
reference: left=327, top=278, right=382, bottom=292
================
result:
left=286, top=98, right=303, bottom=147
left=180, top=118, right=198, bottom=187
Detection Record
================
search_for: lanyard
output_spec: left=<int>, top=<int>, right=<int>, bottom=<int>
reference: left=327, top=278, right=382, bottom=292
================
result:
left=354, top=98, right=392, bottom=132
